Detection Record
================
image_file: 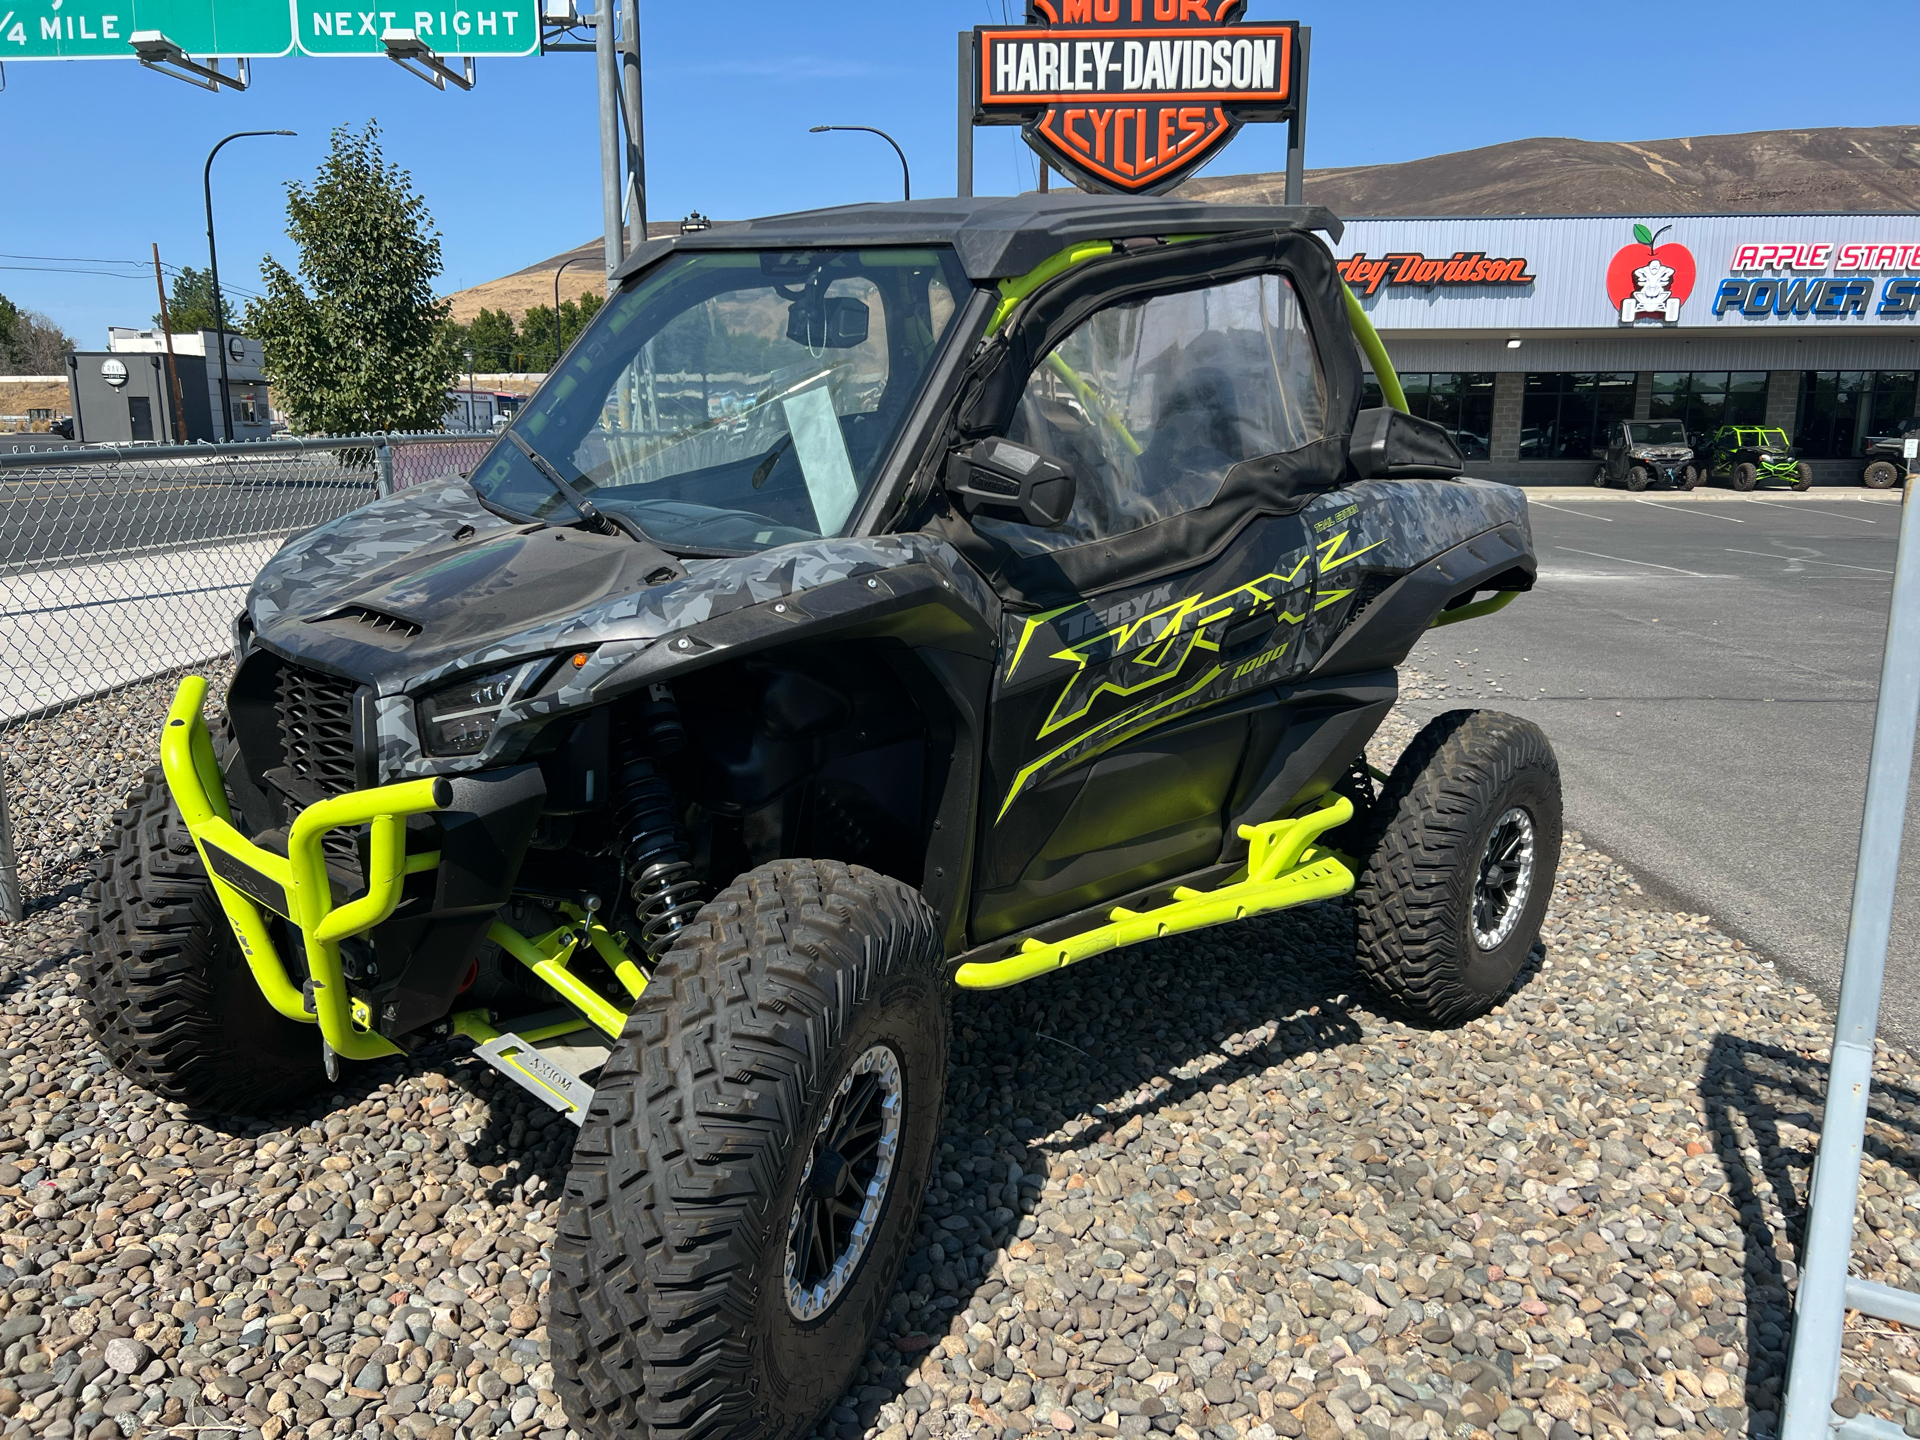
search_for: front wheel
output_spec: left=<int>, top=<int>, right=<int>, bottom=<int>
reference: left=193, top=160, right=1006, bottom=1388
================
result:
left=1732, top=462, right=1760, bottom=491
left=80, top=766, right=326, bottom=1114
left=1353, top=711, right=1562, bottom=1026
left=1864, top=460, right=1900, bottom=490
left=1792, top=462, right=1814, bottom=492
left=1625, top=465, right=1651, bottom=492
left=1682, top=465, right=1701, bottom=490
left=551, top=859, right=949, bottom=1440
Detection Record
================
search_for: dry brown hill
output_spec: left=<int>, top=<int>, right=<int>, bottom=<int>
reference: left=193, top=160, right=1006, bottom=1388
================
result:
left=447, top=126, right=1920, bottom=322
left=1181, top=125, right=1920, bottom=215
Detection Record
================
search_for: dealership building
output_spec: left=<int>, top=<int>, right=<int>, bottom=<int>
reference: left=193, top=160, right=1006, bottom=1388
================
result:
left=1332, top=212, right=1920, bottom=484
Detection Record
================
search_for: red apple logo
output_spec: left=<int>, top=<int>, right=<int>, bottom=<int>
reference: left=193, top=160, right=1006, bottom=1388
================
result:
left=1607, top=224, right=1695, bottom=323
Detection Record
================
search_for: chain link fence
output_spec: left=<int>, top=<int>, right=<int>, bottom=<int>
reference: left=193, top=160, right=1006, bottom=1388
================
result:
left=0, top=431, right=498, bottom=919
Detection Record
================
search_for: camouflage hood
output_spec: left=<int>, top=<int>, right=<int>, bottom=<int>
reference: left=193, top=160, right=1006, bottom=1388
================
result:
left=247, top=482, right=993, bottom=698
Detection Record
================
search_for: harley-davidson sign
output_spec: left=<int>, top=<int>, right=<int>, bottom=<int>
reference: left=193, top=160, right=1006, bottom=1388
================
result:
left=974, top=2, right=1298, bottom=195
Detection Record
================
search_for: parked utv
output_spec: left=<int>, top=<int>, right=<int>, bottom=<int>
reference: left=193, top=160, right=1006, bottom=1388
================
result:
left=1862, top=415, right=1920, bottom=489
left=1697, top=424, right=1811, bottom=491
left=80, top=195, right=1559, bottom=1440
left=1595, top=418, right=1697, bottom=490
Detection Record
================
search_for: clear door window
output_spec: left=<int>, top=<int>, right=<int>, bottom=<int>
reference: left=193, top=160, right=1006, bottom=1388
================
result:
left=987, top=273, right=1323, bottom=555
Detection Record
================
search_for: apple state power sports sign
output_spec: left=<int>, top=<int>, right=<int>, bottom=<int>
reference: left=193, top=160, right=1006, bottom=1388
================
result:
left=975, top=2, right=1298, bottom=195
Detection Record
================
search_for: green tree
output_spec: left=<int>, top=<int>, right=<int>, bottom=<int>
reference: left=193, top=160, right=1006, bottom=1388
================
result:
left=0, top=294, right=74, bottom=375
left=464, top=307, right=520, bottom=371
left=154, top=266, right=229, bottom=334
left=521, top=290, right=605, bottom=370
left=245, top=122, right=459, bottom=435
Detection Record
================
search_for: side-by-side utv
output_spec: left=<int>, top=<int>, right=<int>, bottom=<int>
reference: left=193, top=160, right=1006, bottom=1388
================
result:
left=81, top=194, right=1560, bottom=1440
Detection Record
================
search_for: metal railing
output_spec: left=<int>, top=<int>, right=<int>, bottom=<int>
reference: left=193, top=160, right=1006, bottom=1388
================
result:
left=0, top=429, right=498, bottom=921
left=1782, top=477, right=1920, bottom=1440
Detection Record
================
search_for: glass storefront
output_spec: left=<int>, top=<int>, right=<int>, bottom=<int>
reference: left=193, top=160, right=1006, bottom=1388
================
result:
left=1796, top=371, right=1920, bottom=457
left=1650, top=372, right=1767, bottom=434
left=1360, top=371, right=1495, bottom=457
left=1519, top=373, right=1636, bottom=460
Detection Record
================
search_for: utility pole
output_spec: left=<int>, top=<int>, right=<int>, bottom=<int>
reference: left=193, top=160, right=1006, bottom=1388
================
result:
left=151, top=244, right=189, bottom=443
left=619, top=0, right=646, bottom=249
left=594, top=5, right=623, bottom=291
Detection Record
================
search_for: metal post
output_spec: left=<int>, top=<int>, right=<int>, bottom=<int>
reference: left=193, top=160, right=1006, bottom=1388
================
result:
left=0, top=775, right=21, bottom=924
left=1781, top=480, right=1920, bottom=1440
left=1283, top=26, right=1310, bottom=207
left=618, top=0, right=646, bottom=249
left=375, top=434, right=394, bottom=499
left=595, top=6, right=624, bottom=292
left=957, top=30, right=973, bottom=199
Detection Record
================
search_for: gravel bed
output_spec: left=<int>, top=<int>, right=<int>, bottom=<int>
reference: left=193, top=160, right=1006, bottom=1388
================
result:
left=0, top=669, right=1916, bottom=1440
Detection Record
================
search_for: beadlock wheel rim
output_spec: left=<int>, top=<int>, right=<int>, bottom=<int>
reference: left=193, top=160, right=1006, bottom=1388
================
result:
left=784, top=1044, right=902, bottom=1321
left=1472, top=807, right=1536, bottom=951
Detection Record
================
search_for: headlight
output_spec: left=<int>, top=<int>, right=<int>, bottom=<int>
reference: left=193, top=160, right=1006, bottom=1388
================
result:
left=1759, top=453, right=1774, bottom=461
left=418, top=659, right=549, bottom=756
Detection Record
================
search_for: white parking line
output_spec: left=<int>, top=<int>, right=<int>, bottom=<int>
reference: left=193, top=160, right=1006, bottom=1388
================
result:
left=1557, top=546, right=1732, bottom=578
left=1632, top=499, right=1745, bottom=523
left=1724, top=547, right=1892, bottom=575
left=1530, top=501, right=1614, bottom=522
left=1740, top=497, right=1879, bottom=524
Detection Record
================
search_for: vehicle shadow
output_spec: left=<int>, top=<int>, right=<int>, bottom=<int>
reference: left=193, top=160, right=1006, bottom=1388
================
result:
left=807, top=894, right=1399, bottom=1440
left=1700, top=1033, right=1920, bottom=1434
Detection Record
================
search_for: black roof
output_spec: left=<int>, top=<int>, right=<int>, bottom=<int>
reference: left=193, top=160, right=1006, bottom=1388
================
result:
left=613, top=193, right=1343, bottom=285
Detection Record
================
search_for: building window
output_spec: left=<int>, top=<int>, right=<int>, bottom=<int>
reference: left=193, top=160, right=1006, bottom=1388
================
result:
left=1650, top=372, right=1767, bottom=434
left=1519, top=372, right=1635, bottom=460
left=1795, top=371, right=1918, bottom=457
left=1360, top=372, right=1495, bottom=457
left=233, top=397, right=260, bottom=425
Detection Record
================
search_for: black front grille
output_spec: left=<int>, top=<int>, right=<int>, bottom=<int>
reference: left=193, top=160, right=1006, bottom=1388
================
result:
left=271, top=663, right=363, bottom=879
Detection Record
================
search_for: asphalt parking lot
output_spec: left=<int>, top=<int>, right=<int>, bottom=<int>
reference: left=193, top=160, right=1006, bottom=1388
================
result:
left=1402, top=486, right=1920, bottom=1050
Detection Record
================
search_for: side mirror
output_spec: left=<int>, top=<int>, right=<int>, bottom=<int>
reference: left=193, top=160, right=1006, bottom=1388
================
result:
left=787, top=296, right=870, bottom=349
left=1348, top=407, right=1466, bottom=480
left=946, top=438, right=1078, bottom=528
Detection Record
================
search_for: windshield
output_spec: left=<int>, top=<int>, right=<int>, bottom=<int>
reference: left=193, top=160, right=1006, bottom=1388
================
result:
left=1628, top=421, right=1688, bottom=444
left=468, top=247, right=971, bottom=553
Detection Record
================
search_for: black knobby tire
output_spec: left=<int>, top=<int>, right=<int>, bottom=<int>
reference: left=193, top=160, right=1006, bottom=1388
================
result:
left=1864, top=460, right=1900, bottom=490
left=1591, top=465, right=1610, bottom=489
left=1682, top=465, right=1701, bottom=491
left=1625, top=465, right=1651, bottom=492
left=80, top=765, right=326, bottom=1114
left=551, top=859, right=949, bottom=1440
left=1352, top=711, right=1562, bottom=1026
left=1732, top=462, right=1759, bottom=492
left=1793, top=462, right=1814, bottom=493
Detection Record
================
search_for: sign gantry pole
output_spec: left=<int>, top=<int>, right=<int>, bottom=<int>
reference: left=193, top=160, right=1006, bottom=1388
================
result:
left=619, top=0, right=647, bottom=248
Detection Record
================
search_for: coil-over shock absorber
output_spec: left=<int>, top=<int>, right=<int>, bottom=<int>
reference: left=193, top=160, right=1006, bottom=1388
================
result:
left=612, top=684, right=703, bottom=962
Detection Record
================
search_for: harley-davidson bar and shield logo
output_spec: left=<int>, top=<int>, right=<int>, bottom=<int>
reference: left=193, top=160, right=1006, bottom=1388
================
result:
left=975, top=2, right=1297, bottom=195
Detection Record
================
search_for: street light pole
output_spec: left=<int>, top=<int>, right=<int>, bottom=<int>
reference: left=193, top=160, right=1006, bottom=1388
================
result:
left=552, top=254, right=589, bottom=372
left=809, top=125, right=911, bottom=202
left=205, top=129, right=295, bottom=442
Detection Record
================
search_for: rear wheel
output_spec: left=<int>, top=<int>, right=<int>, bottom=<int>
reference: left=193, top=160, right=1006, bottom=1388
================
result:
left=1732, top=462, right=1760, bottom=491
left=1592, top=465, right=1610, bottom=488
left=80, top=764, right=325, bottom=1114
left=551, top=859, right=949, bottom=1440
left=1864, top=460, right=1900, bottom=489
left=1352, top=711, right=1562, bottom=1026
left=1625, top=465, right=1651, bottom=492
left=1792, top=462, right=1814, bottom=492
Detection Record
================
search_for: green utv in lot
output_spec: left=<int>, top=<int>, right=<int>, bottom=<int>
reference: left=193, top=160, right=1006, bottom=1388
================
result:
left=1697, top=424, right=1812, bottom=491
left=79, top=195, right=1559, bottom=1440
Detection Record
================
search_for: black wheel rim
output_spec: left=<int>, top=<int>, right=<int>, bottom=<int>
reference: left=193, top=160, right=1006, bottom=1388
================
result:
left=784, top=1044, right=902, bottom=1320
left=1472, top=807, right=1536, bottom=951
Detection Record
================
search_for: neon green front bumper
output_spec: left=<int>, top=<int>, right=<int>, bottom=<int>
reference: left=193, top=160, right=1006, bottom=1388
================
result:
left=160, top=675, right=451, bottom=1061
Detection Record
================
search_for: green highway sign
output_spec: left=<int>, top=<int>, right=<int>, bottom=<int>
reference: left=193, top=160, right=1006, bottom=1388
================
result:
left=294, top=0, right=536, bottom=55
left=1, top=0, right=294, bottom=57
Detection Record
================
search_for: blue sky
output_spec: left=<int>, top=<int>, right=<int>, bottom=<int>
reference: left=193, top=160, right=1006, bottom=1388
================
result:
left=1, top=0, right=1913, bottom=345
